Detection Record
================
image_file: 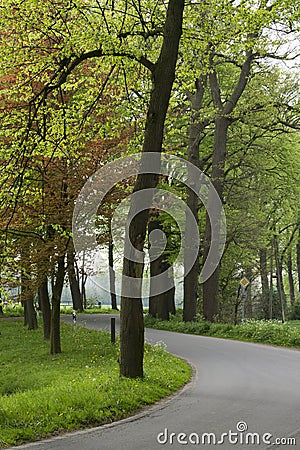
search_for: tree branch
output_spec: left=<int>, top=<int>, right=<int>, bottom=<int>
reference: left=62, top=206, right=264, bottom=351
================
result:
left=223, top=50, right=254, bottom=115
left=209, top=58, right=223, bottom=111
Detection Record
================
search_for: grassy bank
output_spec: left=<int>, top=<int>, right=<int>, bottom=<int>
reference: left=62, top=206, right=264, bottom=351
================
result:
left=144, top=315, right=300, bottom=348
left=1, top=304, right=119, bottom=318
left=0, top=321, right=191, bottom=448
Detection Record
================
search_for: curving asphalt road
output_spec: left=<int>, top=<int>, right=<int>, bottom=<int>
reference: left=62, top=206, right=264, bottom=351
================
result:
left=9, top=314, right=300, bottom=450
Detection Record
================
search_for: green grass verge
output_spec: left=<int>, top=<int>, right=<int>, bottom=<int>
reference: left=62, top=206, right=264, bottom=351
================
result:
left=0, top=321, right=191, bottom=448
left=288, top=320, right=300, bottom=328
left=0, top=305, right=24, bottom=318
left=1, top=305, right=120, bottom=318
left=144, top=315, right=300, bottom=348
left=78, top=307, right=120, bottom=315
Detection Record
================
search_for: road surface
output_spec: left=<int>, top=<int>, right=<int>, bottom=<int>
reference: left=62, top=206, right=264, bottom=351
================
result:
left=8, top=314, right=300, bottom=449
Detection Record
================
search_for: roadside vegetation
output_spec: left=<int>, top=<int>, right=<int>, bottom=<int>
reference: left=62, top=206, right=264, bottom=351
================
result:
left=0, top=304, right=119, bottom=318
left=144, top=314, right=300, bottom=348
left=2, top=305, right=300, bottom=349
left=0, top=320, right=191, bottom=448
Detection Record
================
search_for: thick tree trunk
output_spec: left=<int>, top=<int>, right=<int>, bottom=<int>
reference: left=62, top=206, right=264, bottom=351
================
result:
left=287, top=250, right=295, bottom=306
left=203, top=117, right=229, bottom=321
left=183, top=77, right=206, bottom=322
left=50, top=255, right=65, bottom=354
left=67, top=251, right=83, bottom=311
left=120, top=0, right=184, bottom=378
left=38, top=279, right=51, bottom=339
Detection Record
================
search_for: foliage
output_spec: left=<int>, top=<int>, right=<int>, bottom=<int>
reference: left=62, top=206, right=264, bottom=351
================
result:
left=0, top=320, right=191, bottom=447
left=144, top=314, right=300, bottom=348
left=1, top=304, right=24, bottom=318
left=287, top=301, right=300, bottom=320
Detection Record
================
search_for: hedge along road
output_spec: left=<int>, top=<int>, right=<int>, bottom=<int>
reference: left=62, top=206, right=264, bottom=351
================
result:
left=10, top=314, right=300, bottom=450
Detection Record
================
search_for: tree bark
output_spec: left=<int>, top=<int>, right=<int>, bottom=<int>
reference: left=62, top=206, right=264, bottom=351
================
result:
left=21, top=263, right=38, bottom=330
left=67, top=251, right=83, bottom=311
left=25, top=296, right=38, bottom=330
left=80, top=251, right=87, bottom=309
left=108, top=224, right=118, bottom=310
left=183, top=76, right=207, bottom=322
left=167, top=266, right=176, bottom=315
left=148, top=214, right=170, bottom=321
left=269, top=249, right=274, bottom=319
left=120, top=0, right=185, bottom=378
left=287, top=250, right=295, bottom=306
left=23, top=300, right=28, bottom=327
left=274, top=235, right=286, bottom=323
left=297, top=241, right=300, bottom=292
left=245, top=269, right=252, bottom=319
left=234, top=285, right=241, bottom=325
left=259, top=248, right=269, bottom=319
left=38, top=279, right=51, bottom=339
left=50, top=255, right=65, bottom=354
left=202, top=116, right=229, bottom=321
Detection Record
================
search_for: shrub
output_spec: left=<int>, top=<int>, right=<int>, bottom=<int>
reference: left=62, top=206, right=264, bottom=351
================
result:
left=287, top=302, right=300, bottom=320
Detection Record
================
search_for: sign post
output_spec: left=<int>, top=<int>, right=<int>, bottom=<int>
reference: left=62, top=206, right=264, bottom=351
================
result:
left=240, top=277, right=250, bottom=322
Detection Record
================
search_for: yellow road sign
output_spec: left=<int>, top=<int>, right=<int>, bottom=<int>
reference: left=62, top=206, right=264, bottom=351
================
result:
left=240, top=277, right=250, bottom=287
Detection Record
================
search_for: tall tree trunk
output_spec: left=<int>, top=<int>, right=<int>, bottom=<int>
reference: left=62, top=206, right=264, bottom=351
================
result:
left=108, top=224, right=118, bottom=310
left=245, top=269, right=252, bottom=319
left=183, top=76, right=207, bottom=322
left=50, top=255, right=65, bottom=354
left=120, top=0, right=185, bottom=378
left=260, top=248, right=269, bottom=319
left=287, top=250, right=295, bottom=306
left=80, top=251, right=87, bottom=309
left=202, top=116, right=229, bottom=321
left=274, top=235, right=285, bottom=323
left=202, top=49, right=254, bottom=322
left=38, top=279, right=51, bottom=339
left=297, top=241, right=300, bottom=292
left=234, top=285, right=241, bottom=325
left=67, top=251, right=83, bottom=311
left=269, top=249, right=274, bottom=319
